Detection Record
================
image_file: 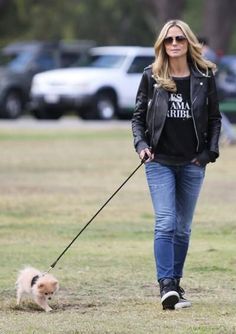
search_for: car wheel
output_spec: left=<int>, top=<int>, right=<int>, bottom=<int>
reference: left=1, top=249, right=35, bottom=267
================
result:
left=0, top=90, right=24, bottom=119
left=95, top=92, right=117, bottom=120
left=31, top=107, right=63, bottom=120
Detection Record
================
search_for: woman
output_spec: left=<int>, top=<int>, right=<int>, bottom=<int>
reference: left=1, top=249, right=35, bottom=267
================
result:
left=132, top=20, right=221, bottom=310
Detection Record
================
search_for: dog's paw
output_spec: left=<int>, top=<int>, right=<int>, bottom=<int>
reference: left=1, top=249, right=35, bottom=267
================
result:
left=45, top=306, right=52, bottom=312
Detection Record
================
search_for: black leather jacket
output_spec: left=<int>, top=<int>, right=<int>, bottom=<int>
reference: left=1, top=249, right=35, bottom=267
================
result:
left=132, top=65, right=221, bottom=161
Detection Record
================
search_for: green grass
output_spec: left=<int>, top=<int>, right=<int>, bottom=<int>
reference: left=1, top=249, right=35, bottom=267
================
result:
left=0, top=126, right=236, bottom=334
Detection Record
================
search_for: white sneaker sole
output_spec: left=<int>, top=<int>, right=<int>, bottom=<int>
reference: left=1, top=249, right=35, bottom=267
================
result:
left=161, top=291, right=179, bottom=309
left=175, top=300, right=192, bottom=309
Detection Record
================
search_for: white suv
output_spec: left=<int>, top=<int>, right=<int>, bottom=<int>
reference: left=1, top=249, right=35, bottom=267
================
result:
left=30, top=46, right=154, bottom=120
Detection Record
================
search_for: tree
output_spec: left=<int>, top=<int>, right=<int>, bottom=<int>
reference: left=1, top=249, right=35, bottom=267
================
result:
left=202, top=0, right=236, bottom=54
left=0, top=0, right=8, bottom=9
left=0, top=0, right=236, bottom=52
left=146, top=0, right=186, bottom=25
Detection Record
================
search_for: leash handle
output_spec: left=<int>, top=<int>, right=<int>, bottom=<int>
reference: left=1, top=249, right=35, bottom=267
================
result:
left=47, top=159, right=145, bottom=272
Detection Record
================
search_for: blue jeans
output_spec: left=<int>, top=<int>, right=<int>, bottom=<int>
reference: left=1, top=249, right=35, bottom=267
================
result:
left=145, top=161, right=205, bottom=281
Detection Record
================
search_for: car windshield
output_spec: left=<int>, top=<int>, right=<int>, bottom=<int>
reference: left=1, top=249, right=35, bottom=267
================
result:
left=0, top=50, right=35, bottom=71
left=75, top=54, right=126, bottom=69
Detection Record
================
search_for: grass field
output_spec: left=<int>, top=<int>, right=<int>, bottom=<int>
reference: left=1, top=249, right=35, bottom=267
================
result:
left=0, top=125, right=236, bottom=334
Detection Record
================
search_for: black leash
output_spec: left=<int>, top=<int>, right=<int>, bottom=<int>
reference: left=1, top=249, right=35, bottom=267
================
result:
left=46, top=159, right=145, bottom=273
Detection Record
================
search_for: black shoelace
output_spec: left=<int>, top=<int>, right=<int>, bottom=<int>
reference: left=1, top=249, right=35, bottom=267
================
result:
left=177, top=286, right=185, bottom=298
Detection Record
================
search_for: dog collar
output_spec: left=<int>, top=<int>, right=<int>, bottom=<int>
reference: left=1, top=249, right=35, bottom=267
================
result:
left=31, top=275, right=40, bottom=287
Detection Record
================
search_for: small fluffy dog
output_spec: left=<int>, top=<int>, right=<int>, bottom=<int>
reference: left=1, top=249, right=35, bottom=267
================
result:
left=16, top=266, right=59, bottom=312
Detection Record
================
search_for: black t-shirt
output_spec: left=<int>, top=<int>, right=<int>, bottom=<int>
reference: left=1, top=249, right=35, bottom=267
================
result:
left=154, top=76, right=197, bottom=165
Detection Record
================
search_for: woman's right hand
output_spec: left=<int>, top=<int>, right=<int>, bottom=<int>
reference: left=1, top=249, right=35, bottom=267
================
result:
left=139, top=148, right=153, bottom=162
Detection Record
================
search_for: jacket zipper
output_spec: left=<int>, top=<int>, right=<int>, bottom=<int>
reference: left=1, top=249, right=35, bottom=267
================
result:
left=191, top=96, right=199, bottom=152
left=147, top=85, right=158, bottom=114
left=148, top=87, right=169, bottom=150
left=148, top=86, right=160, bottom=148
left=190, top=76, right=200, bottom=152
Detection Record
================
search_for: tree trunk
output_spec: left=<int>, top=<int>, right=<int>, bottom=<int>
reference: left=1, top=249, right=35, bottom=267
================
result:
left=147, top=0, right=186, bottom=25
left=157, top=0, right=186, bottom=25
left=144, top=0, right=186, bottom=35
left=0, top=0, right=8, bottom=10
left=202, top=0, right=236, bottom=54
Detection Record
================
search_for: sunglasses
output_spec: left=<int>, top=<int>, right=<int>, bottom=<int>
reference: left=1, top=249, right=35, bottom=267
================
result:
left=164, top=35, right=187, bottom=45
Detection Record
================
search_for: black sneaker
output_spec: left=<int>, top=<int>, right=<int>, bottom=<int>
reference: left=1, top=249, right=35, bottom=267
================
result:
left=174, top=280, right=191, bottom=309
left=159, top=278, right=179, bottom=310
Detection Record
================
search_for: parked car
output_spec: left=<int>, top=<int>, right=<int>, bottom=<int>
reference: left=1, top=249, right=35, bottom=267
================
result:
left=0, top=40, right=94, bottom=119
left=216, top=55, right=236, bottom=123
left=30, top=46, right=155, bottom=120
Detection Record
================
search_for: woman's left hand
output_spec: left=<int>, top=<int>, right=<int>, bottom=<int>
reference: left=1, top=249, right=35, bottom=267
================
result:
left=191, top=150, right=211, bottom=167
left=139, top=147, right=154, bottom=163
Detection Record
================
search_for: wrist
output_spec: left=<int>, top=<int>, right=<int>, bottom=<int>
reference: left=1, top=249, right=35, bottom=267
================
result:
left=136, top=141, right=149, bottom=154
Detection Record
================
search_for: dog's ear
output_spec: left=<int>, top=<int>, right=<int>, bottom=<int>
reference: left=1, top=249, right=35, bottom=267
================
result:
left=53, top=281, right=59, bottom=289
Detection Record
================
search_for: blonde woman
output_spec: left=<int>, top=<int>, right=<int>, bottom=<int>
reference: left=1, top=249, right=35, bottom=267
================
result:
left=132, top=20, right=221, bottom=310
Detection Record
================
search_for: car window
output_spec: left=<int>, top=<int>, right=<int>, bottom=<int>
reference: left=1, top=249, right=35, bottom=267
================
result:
left=0, top=49, right=56, bottom=72
left=7, top=50, right=35, bottom=71
left=34, top=52, right=57, bottom=71
left=60, top=52, right=82, bottom=68
left=85, top=54, right=126, bottom=68
left=127, top=56, right=154, bottom=74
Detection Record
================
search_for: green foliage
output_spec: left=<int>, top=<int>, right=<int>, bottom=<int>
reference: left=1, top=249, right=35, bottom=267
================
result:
left=0, top=0, right=155, bottom=45
left=0, top=0, right=236, bottom=57
left=182, top=0, right=204, bottom=33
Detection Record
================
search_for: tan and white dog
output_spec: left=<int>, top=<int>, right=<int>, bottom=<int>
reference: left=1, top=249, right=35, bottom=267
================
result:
left=16, top=266, right=59, bottom=312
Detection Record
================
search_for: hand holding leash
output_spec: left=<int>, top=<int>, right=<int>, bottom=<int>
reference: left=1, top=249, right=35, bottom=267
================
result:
left=140, top=147, right=153, bottom=163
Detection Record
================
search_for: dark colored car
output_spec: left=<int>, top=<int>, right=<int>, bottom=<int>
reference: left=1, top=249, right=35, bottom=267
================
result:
left=0, top=40, right=94, bottom=119
left=216, top=55, right=236, bottom=123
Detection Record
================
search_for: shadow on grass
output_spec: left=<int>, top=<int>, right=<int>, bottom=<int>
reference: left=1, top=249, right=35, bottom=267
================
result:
left=8, top=299, right=106, bottom=313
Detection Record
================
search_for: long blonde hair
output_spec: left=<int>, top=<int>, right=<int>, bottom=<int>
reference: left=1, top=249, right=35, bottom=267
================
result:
left=152, top=19, right=216, bottom=92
